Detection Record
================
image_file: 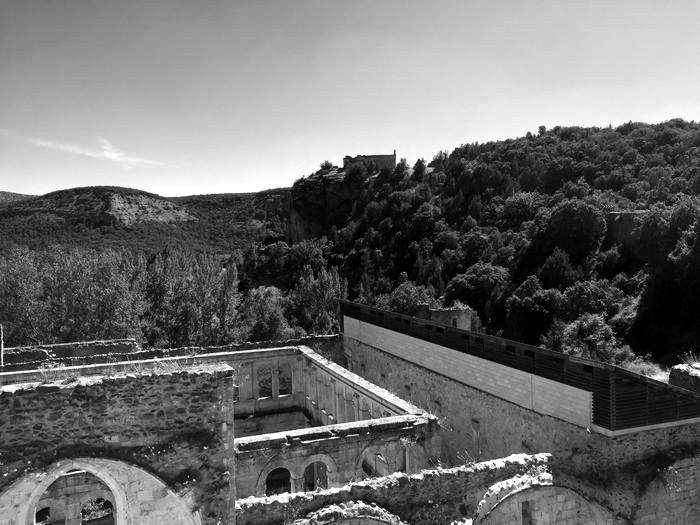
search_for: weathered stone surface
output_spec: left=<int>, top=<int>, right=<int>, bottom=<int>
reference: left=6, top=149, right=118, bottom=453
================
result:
left=669, top=363, right=700, bottom=394
left=0, top=457, right=200, bottom=525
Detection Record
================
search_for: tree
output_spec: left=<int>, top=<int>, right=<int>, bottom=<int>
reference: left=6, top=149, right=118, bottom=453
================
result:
left=542, top=313, right=619, bottom=362
left=374, top=281, right=434, bottom=316
left=444, top=262, right=509, bottom=321
left=538, top=248, right=580, bottom=290
left=290, top=266, right=347, bottom=334
left=544, top=199, right=606, bottom=265
left=240, top=286, right=295, bottom=342
left=505, top=276, right=560, bottom=344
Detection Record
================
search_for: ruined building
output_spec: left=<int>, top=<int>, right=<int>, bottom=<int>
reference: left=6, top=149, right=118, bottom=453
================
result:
left=342, top=151, right=397, bottom=171
left=0, top=301, right=699, bottom=524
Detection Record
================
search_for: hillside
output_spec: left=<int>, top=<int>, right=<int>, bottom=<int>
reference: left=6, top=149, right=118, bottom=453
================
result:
left=0, top=186, right=290, bottom=253
left=0, top=191, right=34, bottom=205
left=3, top=119, right=700, bottom=365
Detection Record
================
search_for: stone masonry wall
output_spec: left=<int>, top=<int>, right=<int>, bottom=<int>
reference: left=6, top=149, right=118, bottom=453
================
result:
left=236, top=453, right=552, bottom=524
left=342, top=334, right=700, bottom=521
left=482, top=485, right=615, bottom=525
left=1, top=335, right=342, bottom=372
left=632, top=456, right=700, bottom=524
left=0, top=365, right=234, bottom=523
left=235, top=415, right=440, bottom=498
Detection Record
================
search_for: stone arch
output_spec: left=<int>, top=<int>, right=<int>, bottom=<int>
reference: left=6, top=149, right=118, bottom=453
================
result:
left=476, top=481, right=615, bottom=525
left=256, top=457, right=298, bottom=496
left=356, top=443, right=394, bottom=478
left=300, top=453, right=338, bottom=489
left=265, top=467, right=292, bottom=496
left=290, top=501, right=407, bottom=525
left=0, top=457, right=200, bottom=525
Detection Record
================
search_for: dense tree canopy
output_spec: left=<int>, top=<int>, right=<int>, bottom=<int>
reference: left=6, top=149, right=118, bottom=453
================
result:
left=3, top=119, right=700, bottom=371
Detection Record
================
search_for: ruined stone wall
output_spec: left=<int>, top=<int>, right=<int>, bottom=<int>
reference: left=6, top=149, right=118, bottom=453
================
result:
left=669, top=363, right=700, bottom=394
left=342, top=334, right=700, bottom=521
left=0, top=457, right=201, bottom=525
left=0, top=366, right=234, bottom=523
left=1, top=335, right=342, bottom=372
left=482, top=485, right=616, bottom=525
left=231, top=347, right=441, bottom=498
left=236, top=453, right=556, bottom=524
left=235, top=414, right=440, bottom=498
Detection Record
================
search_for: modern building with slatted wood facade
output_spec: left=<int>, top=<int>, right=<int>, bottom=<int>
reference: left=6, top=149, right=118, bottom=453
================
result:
left=339, top=300, right=700, bottom=435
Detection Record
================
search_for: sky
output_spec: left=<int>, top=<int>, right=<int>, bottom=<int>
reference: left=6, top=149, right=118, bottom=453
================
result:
left=1, top=0, right=699, bottom=197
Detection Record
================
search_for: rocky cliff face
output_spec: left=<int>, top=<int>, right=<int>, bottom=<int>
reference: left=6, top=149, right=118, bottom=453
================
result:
left=287, top=169, right=362, bottom=243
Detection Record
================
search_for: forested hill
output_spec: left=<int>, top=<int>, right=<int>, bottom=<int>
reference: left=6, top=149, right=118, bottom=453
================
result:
left=0, top=186, right=290, bottom=253
left=2, top=119, right=700, bottom=367
left=315, top=119, right=700, bottom=365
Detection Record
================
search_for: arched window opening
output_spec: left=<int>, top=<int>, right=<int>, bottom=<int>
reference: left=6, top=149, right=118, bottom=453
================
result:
left=361, top=458, right=376, bottom=478
left=34, top=507, right=52, bottom=525
left=278, top=363, right=292, bottom=395
left=33, top=471, right=115, bottom=525
left=257, top=366, right=273, bottom=398
left=303, top=461, right=328, bottom=491
left=82, top=497, right=114, bottom=524
left=265, top=467, right=291, bottom=496
left=361, top=452, right=389, bottom=478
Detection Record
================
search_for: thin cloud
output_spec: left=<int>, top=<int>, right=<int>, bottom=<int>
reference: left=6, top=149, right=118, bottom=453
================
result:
left=2, top=129, right=164, bottom=168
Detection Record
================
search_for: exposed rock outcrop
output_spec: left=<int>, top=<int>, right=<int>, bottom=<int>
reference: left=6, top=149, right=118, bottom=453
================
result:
left=287, top=169, right=363, bottom=243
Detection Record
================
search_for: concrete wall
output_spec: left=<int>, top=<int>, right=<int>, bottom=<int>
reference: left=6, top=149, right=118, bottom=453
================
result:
left=343, top=317, right=592, bottom=428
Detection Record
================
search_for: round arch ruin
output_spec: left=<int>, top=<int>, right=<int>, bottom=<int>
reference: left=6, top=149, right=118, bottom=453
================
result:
left=0, top=457, right=201, bottom=525
left=478, top=483, right=615, bottom=525
left=255, top=453, right=339, bottom=496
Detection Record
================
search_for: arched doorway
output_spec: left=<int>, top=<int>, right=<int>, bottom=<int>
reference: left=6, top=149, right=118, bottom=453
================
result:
left=303, top=461, right=328, bottom=491
left=265, top=467, right=291, bottom=496
left=0, top=458, right=201, bottom=525
left=33, top=470, right=115, bottom=525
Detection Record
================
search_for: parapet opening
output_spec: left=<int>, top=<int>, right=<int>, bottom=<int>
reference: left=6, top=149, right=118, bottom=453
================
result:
left=257, top=366, right=273, bottom=398
left=265, top=467, right=291, bottom=496
left=34, top=507, right=51, bottom=525
left=303, top=461, right=328, bottom=491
